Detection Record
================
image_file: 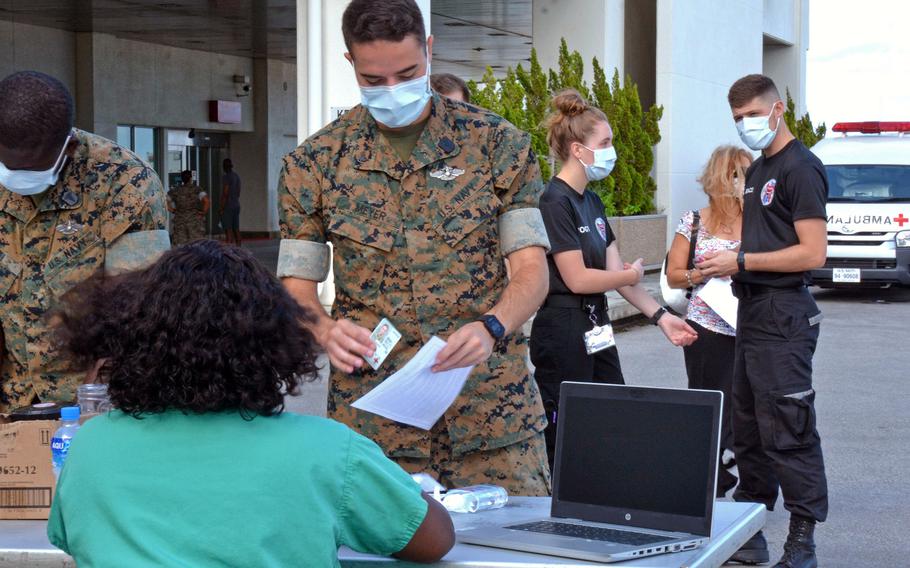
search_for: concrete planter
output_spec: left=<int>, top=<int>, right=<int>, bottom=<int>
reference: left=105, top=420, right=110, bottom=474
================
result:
left=606, top=214, right=668, bottom=270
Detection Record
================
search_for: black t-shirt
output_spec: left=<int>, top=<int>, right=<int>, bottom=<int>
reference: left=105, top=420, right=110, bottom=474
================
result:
left=734, top=139, right=828, bottom=288
left=539, top=177, right=616, bottom=295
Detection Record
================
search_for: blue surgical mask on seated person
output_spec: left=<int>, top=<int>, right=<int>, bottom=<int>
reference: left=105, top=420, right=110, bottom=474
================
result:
left=736, top=104, right=781, bottom=151
left=578, top=145, right=617, bottom=182
left=0, top=132, right=73, bottom=196
left=359, top=59, right=432, bottom=129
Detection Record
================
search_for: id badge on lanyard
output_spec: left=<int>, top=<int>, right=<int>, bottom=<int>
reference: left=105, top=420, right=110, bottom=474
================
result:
left=582, top=303, right=615, bottom=355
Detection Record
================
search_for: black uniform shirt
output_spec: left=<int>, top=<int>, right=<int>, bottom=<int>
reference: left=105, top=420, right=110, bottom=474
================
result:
left=735, top=139, right=828, bottom=288
left=539, top=177, right=616, bottom=295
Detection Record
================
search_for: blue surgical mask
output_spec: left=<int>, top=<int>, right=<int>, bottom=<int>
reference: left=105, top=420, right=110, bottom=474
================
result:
left=578, top=145, right=617, bottom=181
left=737, top=104, right=781, bottom=151
left=0, top=132, right=73, bottom=196
left=359, top=59, right=432, bottom=129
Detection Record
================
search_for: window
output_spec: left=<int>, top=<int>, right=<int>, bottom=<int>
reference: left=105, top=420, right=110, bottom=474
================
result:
left=117, top=125, right=160, bottom=174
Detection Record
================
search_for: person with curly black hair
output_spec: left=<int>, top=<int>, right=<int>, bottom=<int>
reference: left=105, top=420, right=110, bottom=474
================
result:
left=45, top=240, right=454, bottom=566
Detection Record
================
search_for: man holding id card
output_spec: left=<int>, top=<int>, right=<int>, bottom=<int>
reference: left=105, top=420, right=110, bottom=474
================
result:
left=277, top=0, right=552, bottom=495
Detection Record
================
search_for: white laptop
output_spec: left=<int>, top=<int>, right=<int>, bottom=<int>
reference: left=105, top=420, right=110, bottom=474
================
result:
left=457, top=382, right=722, bottom=563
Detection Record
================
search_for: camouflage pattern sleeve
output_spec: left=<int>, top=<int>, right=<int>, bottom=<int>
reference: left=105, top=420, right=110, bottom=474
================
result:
left=102, top=165, right=171, bottom=274
left=277, top=148, right=330, bottom=281
left=489, top=123, right=550, bottom=255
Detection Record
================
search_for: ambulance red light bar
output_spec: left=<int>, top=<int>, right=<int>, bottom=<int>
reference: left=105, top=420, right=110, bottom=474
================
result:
left=832, top=121, right=910, bottom=134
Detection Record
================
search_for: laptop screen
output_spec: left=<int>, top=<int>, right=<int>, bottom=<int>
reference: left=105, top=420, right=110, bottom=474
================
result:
left=552, top=384, right=720, bottom=536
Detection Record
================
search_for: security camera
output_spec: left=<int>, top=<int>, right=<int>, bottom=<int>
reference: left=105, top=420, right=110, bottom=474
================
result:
left=233, top=74, right=251, bottom=97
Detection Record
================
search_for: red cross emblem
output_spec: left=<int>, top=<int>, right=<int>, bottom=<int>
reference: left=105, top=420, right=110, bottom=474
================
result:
left=895, top=213, right=909, bottom=227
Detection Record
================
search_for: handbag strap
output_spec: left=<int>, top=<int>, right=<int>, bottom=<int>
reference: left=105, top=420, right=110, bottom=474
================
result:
left=684, top=210, right=701, bottom=298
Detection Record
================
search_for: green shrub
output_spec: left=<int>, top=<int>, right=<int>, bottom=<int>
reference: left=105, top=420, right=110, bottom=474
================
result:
left=468, top=39, right=663, bottom=216
left=784, top=88, right=826, bottom=148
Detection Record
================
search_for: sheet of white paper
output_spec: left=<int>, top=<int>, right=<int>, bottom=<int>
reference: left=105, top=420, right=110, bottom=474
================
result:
left=351, top=336, right=473, bottom=430
left=697, top=277, right=739, bottom=329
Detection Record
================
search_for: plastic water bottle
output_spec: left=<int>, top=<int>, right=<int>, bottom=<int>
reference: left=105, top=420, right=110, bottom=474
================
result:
left=441, top=485, right=508, bottom=513
left=51, top=406, right=81, bottom=479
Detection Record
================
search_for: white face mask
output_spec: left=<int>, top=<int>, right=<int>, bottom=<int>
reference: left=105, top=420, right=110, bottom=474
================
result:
left=0, top=132, right=73, bottom=196
left=359, top=55, right=432, bottom=129
left=578, top=144, right=617, bottom=181
left=736, top=104, right=781, bottom=151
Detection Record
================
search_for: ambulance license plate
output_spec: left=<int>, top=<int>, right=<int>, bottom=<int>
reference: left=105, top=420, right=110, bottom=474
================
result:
left=833, top=268, right=861, bottom=283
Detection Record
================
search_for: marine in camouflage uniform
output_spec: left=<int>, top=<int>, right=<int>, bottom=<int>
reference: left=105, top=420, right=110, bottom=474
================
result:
left=278, top=94, right=552, bottom=495
left=168, top=180, right=207, bottom=245
left=0, top=129, right=170, bottom=411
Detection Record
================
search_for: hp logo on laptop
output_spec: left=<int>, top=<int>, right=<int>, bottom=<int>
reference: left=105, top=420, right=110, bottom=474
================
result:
left=625, top=513, right=631, bottom=521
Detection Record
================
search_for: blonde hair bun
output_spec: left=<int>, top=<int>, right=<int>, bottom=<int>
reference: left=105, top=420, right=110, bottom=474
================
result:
left=552, top=89, right=588, bottom=117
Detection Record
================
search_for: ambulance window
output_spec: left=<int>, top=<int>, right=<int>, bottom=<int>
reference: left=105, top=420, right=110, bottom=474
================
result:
left=825, top=165, right=910, bottom=201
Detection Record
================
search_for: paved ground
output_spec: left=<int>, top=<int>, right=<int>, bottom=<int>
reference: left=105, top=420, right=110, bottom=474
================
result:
left=256, top=240, right=906, bottom=565
left=617, top=285, right=909, bottom=567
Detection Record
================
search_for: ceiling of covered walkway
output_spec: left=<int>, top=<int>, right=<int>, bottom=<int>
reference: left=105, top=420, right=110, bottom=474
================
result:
left=1, top=0, right=527, bottom=78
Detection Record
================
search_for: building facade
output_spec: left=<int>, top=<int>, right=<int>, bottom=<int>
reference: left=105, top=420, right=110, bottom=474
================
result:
left=1, top=0, right=810, bottom=245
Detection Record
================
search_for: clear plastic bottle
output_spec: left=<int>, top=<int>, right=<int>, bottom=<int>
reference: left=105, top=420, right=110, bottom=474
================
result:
left=441, top=485, right=508, bottom=513
left=51, top=406, right=81, bottom=479
left=77, top=384, right=111, bottom=415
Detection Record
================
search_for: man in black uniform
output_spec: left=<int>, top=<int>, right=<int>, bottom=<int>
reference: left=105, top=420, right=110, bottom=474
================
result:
left=698, top=74, right=828, bottom=568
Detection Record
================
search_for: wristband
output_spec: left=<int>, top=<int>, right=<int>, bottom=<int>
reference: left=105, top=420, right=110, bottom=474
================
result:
left=737, top=251, right=746, bottom=273
left=648, top=307, right=667, bottom=326
left=685, top=269, right=695, bottom=288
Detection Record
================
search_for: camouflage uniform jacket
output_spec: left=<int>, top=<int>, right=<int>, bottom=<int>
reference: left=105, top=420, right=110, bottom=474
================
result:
left=0, top=129, right=170, bottom=410
left=168, top=183, right=206, bottom=222
left=278, top=94, right=551, bottom=458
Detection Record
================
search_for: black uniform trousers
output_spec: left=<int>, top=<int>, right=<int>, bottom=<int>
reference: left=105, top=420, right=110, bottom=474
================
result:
left=530, top=295, right=624, bottom=468
left=731, top=284, right=828, bottom=522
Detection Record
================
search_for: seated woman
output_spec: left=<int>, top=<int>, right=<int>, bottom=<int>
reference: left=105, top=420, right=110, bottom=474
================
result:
left=47, top=240, right=454, bottom=567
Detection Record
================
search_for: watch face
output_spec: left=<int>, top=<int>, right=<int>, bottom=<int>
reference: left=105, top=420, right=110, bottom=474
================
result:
left=485, top=316, right=505, bottom=338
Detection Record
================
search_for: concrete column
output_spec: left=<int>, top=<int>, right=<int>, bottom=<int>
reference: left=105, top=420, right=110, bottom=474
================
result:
left=654, top=0, right=763, bottom=243
left=762, top=0, right=809, bottom=114
left=532, top=0, right=624, bottom=86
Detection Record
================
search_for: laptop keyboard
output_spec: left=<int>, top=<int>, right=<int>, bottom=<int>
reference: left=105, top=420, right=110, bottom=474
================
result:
left=506, top=521, right=670, bottom=546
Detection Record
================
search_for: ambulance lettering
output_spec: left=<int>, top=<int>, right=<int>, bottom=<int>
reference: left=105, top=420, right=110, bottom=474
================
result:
left=826, top=213, right=907, bottom=227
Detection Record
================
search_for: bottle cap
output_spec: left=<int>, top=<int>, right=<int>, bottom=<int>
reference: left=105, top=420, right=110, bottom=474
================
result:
left=60, top=406, right=81, bottom=421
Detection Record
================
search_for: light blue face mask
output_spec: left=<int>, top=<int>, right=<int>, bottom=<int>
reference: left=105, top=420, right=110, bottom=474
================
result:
left=359, top=59, right=432, bottom=129
left=736, top=103, right=782, bottom=151
left=0, top=132, right=73, bottom=195
left=578, top=144, right=617, bottom=181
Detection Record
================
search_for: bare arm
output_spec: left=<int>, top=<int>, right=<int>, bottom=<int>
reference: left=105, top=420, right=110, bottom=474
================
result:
left=666, top=232, right=716, bottom=289
left=433, top=245, right=548, bottom=372
left=220, top=184, right=229, bottom=213
left=697, top=218, right=827, bottom=277
left=200, top=195, right=211, bottom=215
left=552, top=249, right=640, bottom=294
left=281, top=277, right=374, bottom=373
left=608, top=244, right=698, bottom=346
left=393, top=494, right=456, bottom=563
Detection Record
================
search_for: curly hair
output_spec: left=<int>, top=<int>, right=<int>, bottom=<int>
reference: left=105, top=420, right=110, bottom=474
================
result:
left=53, top=240, right=320, bottom=418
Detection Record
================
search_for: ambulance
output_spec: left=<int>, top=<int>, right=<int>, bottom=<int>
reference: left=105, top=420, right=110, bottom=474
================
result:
left=810, top=121, right=910, bottom=287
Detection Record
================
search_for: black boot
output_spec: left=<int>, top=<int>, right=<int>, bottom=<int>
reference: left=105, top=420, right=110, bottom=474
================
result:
left=728, top=529, right=770, bottom=565
left=773, top=517, right=817, bottom=568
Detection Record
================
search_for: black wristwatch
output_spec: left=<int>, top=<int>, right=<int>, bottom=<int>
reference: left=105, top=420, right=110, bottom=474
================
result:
left=478, top=314, right=506, bottom=340
left=737, top=251, right=746, bottom=273
left=648, top=307, right=667, bottom=326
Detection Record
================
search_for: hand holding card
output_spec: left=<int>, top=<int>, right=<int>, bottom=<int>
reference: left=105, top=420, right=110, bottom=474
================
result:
left=365, top=318, right=402, bottom=370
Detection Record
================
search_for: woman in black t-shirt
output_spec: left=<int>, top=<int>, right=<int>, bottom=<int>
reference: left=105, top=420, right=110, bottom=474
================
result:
left=530, top=90, right=698, bottom=467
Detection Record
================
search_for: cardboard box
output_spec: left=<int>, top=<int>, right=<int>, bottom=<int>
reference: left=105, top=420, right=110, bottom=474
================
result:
left=0, top=417, right=56, bottom=520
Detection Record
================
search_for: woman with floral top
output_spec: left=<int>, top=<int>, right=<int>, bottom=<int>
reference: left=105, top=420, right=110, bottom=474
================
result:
left=666, top=145, right=753, bottom=497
